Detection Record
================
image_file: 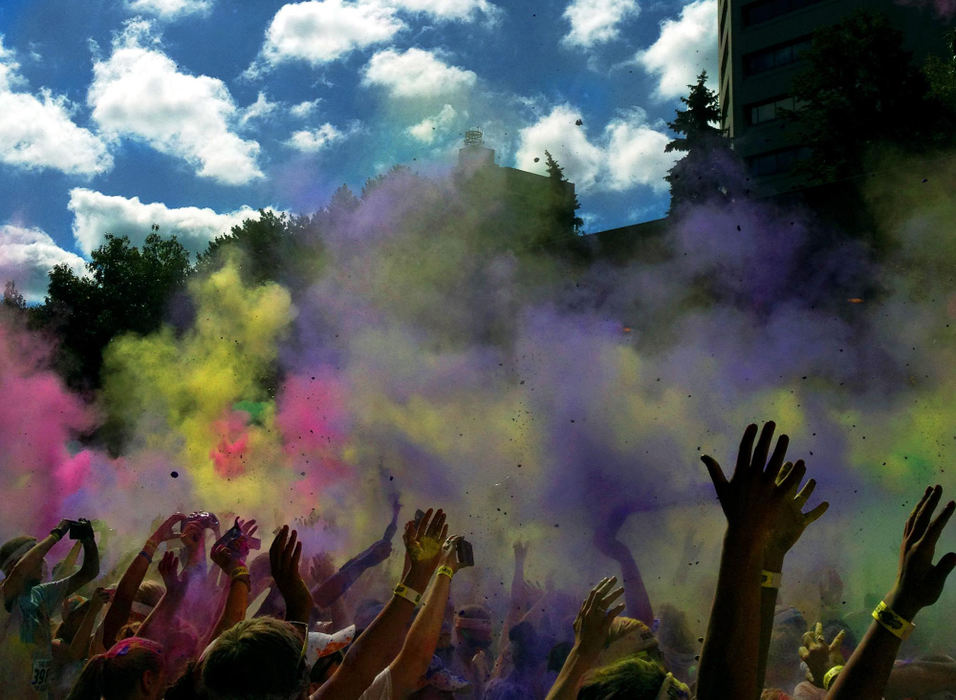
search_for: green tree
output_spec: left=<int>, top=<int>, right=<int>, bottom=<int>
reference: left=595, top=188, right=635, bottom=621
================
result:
left=789, top=10, right=950, bottom=182
left=32, top=233, right=192, bottom=390
left=664, top=71, right=736, bottom=213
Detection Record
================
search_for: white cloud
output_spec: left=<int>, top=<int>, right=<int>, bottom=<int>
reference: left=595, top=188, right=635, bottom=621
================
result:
left=88, top=31, right=263, bottom=185
left=259, top=1, right=404, bottom=68
left=604, top=110, right=674, bottom=192
left=514, top=104, right=676, bottom=193
left=636, top=0, right=717, bottom=100
left=290, top=98, right=322, bottom=118
left=562, top=0, right=639, bottom=48
left=362, top=48, right=476, bottom=98
left=0, top=38, right=112, bottom=176
left=407, top=103, right=457, bottom=143
left=0, top=225, right=87, bottom=303
left=286, top=123, right=348, bottom=152
left=127, top=0, right=212, bottom=19
left=383, top=0, right=498, bottom=21
left=67, top=188, right=267, bottom=257
left=239, top=91, right=278, bottom=126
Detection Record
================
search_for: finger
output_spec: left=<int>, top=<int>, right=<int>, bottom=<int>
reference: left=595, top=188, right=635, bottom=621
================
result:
left=830, top=629, right=846, bottom=651
left=292, top=540, right=302, bottom=573
left=803, top=501, right=829, bottom=526
left=599, top=586, right=625, bottom=607
left=735, top=423, right=759, bottom=476
left=776, top=461, right=793, bottom=486
left=912, top=485, right=943, bottom=541
left=815, top=621, right=823, bottom=639
left=605, top=602, right=626, bottom=621
left=286, top=529, right=299, bottom=563
left=416, top=509, right=434, bottom=540
left=701, top=456, right=728, bottom=493
left=270, top=525, right=289, bottom=563
left=794, top=478, right=816, bottom=508
left=801, top=631, right=814, bottom=646
left=905, top=486, right=934, bottom=538
left=750, top=421, right=776, bottom=472
left=594, top=576, right=617, bottom=599
left=927, top=551, right=956, bottom=593
left=440, top=524, right=448, bottom=542
left=778, top=459, right=806, bottom=495
left=429, top=510, right=446, bottom=538
left=765, top=433, right=790, bottom=482
left=920, top=500, right=955, bottom=550
left=798, top=646, right=809, bottom=660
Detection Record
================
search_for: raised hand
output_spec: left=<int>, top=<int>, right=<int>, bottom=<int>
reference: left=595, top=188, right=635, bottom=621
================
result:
left=269, top=525, right=314, bottom=622
left=403, top=508, right=448, bottom=577
left=888, top=485, right=956, bottom=619
left=764, top=461, right=829, bottom=566
left=211, top=518, right=257, bottom=573
left=148, top=513, right=187, bottom=547
left=798, top=621, right=845, bottom=687
left=572, top=577, right=626, bottom=663
left=158, top=552, right=189, bottom=598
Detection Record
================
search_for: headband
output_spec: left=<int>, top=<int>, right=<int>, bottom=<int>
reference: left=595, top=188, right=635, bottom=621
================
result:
left=130, top=601, right=155, bottom=618
left=454, top=616, right=493, bottom=632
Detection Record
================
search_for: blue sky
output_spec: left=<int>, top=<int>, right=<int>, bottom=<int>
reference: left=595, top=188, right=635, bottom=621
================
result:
left=0, top=0, right=718, bottom=301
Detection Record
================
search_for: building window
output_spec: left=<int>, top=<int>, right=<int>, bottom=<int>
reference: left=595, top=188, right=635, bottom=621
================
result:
left=742, top=0, right=825, bottom=27
left=743, top=36, right=812, bottom=76
left=747, top=146, right=812, bottom=176
left=746, top=95, right=806, bottom=125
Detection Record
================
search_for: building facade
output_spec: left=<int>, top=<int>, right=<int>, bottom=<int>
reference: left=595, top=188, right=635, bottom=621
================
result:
left=718, top=0, right=954, bottom=195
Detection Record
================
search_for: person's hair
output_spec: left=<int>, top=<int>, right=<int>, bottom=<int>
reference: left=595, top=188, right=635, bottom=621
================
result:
left=0, top=535, right=36, bottom=575
left=136, top=581, right=165, bottom=607
left=66, top=637, right=164, bottom=700
left=201, top=617, right=308, bottom=700
left=577, top=656, right=667, bottom=700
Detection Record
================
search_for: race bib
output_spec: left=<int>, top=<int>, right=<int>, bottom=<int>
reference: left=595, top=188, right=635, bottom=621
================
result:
left=31, top=657, right=51, bottom=692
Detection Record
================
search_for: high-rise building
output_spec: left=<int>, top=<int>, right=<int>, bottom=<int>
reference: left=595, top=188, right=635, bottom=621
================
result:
left=718, top=0, right=954, bottom=196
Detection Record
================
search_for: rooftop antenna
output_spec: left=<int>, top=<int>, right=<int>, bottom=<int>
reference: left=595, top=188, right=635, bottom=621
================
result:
left=464, top=128, right=483, bottom=147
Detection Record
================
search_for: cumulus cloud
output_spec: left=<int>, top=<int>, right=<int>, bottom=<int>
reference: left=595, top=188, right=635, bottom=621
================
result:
left=562, top=0, right=640, bottom=48
left=636, top=0, right=717, bottom=100
left=239, top=91, right=278, bottom=126
left=407, top=104, right=457, bottom=143
left=0, top=39, right=112, bottom=176
left=290, top=98, right=322, bottom=118
left=127, top=0, right=212, bottom=19
left=384, top=0, right=498, bottom=21
left=514, top=104, right=677, bottom=193
left=88, top=29, right=263, bottom=185
left=362, top=48, right=476, bottom=98
left=286, top=123, right=350, bottom=152
left=258, top=1, right=404, bottom=68
left=67, top=188, right=267, bottom=257
left=0, top=225, right=87, bottom=303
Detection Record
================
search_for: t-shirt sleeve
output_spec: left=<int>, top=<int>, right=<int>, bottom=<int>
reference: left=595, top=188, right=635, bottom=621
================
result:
left=357, top=667, right=393, bottom=700
left=33, top=578, right=71, bottom=613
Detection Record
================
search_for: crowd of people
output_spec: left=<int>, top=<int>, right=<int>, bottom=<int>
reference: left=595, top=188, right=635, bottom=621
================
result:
left=1, top=421, right=954, bottom=699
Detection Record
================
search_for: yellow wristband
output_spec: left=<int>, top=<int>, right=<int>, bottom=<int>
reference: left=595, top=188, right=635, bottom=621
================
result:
left=230, top=565, right=250, bottom=580
left=823, top=665, right=843, bottom=690
left=393, top=583, right=422, bottom=606
left=760, top=570, right=782, bottom=589
left=872, top=601, right=914, bottom=640
left=437, top=565, right=455, bottom=580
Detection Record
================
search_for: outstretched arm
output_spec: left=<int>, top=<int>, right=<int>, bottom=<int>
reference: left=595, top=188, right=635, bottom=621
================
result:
left=2, top=519, right=71, bottom=608
left=313, top=507, right=448, bottom=700
left=827, top=485, right=955, bottom=700
left=545, top=577, right=625, bottom=700
left=593, top=507, right=653, bottom=625
left=389, top=535, right=470, bottom=698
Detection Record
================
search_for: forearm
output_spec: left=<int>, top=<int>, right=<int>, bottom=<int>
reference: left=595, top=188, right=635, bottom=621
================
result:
left=391, top=572, right=452, bottom=695
left=312, top=557, right=367, bottom=608
left=546, top=646, right=595, bottom=700
left=138, top=591, right=185, bottom=644
left=614, top=549, right=653, bottom=625
left=209, top=578, right=249, bottom=642
left=696, top=534, right=764, bottom=700
left=317, top=568, right=431, bottom=700
left=826, top=591, right=915, bottom=700
left=756, top=551, right=784, bottom=690
left=103, top=547, right=151, bottom=645
left=884, top=660, right=956, bottom=699
left=67, top=602, right=103, bottom=660
left=66, top=539, right=99, bottom=594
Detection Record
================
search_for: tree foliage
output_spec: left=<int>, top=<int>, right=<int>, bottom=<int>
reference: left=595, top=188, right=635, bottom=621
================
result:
left=31, top=233, right=192, bottom=390
left=664, top=71, right=738, bottom=214
left=789, top=11, right=955, bottom=182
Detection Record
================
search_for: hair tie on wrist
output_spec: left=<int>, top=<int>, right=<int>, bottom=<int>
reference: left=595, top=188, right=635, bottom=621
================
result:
left=393, top=583, right=422, bottom=606
left=872, top=601, right=915, bottom=640
left=823, top=664, right=843, bottom=690
left=436, top=565, right=455, bottom=580
left=137, top=550, right=153, bottom=564
left=760, top=570, right=782, bottom=589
